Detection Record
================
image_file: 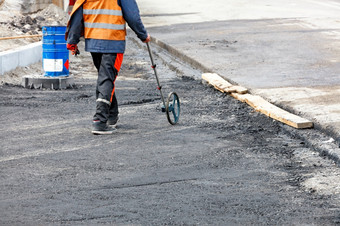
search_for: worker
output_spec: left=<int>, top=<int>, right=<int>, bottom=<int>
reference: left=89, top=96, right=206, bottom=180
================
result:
left=65, top=0, right=150, bottom=135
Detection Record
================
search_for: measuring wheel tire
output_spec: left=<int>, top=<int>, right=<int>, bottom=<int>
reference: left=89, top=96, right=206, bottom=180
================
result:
left=166, top=92, right=180, bottom=125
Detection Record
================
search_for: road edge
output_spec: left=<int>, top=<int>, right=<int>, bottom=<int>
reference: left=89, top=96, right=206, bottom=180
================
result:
left=128, top=34, right=340, bottom=165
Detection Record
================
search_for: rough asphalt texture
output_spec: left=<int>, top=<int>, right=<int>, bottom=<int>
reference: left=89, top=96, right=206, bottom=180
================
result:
left=1, top=40, right=340, bottom=225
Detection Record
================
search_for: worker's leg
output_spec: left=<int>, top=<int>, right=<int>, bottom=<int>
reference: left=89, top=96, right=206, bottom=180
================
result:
left=108, top=93, right=119, bottom=126
left=90, top=53, right=121, bottom=134
left=91, top=52, right=102, bottom=101
left=108, top=53, right=123, bottom=126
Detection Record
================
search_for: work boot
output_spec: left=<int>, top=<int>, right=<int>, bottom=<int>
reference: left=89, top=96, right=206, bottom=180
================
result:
left=108, top=115, right=119, bottom=128
left=92, top=120, right=116, bottom=135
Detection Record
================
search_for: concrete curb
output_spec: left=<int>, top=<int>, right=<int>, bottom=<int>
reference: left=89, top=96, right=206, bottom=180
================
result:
left=0, top=41, right=42, bottom=76
left=150, top=38, right=212, bottom=73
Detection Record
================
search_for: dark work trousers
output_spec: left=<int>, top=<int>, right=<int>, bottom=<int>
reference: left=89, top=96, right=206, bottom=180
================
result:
left=91, top=52, right=123, bottom=123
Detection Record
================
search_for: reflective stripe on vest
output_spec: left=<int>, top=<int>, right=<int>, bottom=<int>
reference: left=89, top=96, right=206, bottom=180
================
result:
left=83, top=9, right=122, bottom=16
left=84, top=22, right=125, bottom=30
left=83, top=0, right=126, bottom=41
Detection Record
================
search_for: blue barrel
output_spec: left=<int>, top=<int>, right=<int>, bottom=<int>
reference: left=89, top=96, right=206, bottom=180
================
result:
left=42, top=26, right=69, bottom=77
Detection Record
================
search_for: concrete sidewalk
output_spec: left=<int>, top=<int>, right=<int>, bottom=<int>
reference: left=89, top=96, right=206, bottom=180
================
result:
left=138, top=0, right=340, bottom=143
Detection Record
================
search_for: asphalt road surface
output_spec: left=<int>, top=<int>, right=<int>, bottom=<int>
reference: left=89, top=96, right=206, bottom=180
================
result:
left=138, top=0, right=340, bottom=145
left=1, top=40, right=340, bottom=225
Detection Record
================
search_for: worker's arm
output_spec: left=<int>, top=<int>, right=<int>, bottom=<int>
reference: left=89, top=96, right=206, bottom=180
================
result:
left=119, top=0, right=149, bottom=42
left=67, top=5, right=84, bottom=45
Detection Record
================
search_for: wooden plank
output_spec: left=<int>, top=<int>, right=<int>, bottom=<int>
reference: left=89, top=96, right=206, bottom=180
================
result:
left=202, top=73, right=248, bottom=94
left=231, top=86, right=248, bottom=94
left=230, top=93, right=249, bottom=103
left=202, top=73, right=313, bottom=129
left=202, top=73, right=229, bottom=85
left=0, top=35, right=42, bottom=41
left=243, top=95, right=313, bottom=129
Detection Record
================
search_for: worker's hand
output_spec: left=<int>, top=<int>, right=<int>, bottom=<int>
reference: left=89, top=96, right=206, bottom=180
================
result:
left=143, top=34, right=151, bottom=43
left=67, top=43, right=80, bottom=56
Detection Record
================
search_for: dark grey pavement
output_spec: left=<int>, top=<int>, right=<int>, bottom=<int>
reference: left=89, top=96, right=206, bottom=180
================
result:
left=2, top=0, right=340, bottom=224
left=1, top=40, right=340, bottom=225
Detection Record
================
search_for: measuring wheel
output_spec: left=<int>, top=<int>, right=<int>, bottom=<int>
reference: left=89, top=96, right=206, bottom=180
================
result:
left=147, top=42, right=181, bottom=125
left=166, top=92, right=180, bottom=125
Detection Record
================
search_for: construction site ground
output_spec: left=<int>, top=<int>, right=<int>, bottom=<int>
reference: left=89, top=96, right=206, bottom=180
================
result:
left=1, top=39, right=340, bottom=225
left=1, top=1, right=340, bottom=225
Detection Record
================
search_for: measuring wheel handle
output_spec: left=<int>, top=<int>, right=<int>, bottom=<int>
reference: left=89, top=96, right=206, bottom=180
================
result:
left=166, top=92, right=180, bottom=125
left=146, top=43, right=180, bottom=125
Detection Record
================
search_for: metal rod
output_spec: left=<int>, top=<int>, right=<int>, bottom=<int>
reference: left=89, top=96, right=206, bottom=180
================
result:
left=146, top=42, right=166, bottom=107
left=0, top=34, right=42, bottom=41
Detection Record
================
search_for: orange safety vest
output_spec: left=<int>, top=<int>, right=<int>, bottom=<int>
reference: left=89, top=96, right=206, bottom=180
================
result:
left=67, top=0, right=126, bottom=41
